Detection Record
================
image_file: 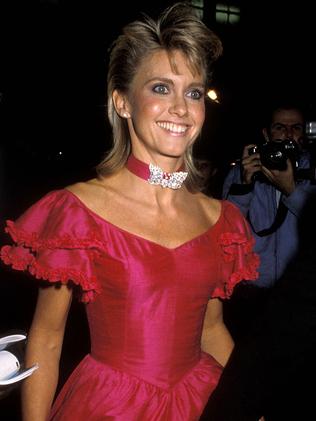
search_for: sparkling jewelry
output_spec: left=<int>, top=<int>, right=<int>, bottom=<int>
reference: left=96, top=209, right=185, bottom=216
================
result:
left=126, top=154, right=188, bottom=190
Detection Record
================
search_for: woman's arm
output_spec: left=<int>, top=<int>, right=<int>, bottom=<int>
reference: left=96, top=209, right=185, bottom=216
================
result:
left=22, top=284, right=73, bottom=421
left=201, top=298, right=234, bottom=367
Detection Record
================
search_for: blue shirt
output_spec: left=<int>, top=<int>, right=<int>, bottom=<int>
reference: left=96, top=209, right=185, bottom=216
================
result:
left=222, top=151, right=316, bottom=287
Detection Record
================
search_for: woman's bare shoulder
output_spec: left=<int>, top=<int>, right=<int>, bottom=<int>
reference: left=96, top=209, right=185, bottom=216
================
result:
left=196, top=193, right=222, bottom=225
left=65, top=178, right=110, bottom=207
left=198, top=192, right=221, bottom=212
left=65, top=175, right=122, bottom=213
left=66, top=178, right=99, bottom=195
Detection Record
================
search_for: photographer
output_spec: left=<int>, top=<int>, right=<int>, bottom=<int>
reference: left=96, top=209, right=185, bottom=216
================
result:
left=221, top=101, right=316, bottom=339
left=200, top=197, right=316, bottom=421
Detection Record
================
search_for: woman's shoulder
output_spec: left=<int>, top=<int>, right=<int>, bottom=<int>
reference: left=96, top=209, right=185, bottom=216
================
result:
left=17, top=188, right=76, bottom=219
left=66, top=177, right=109, bottom=200
left=220, top=199, right=246, bottom=220
left=6, top=181, right=108, bottom=240
left=200, top=194, right=237, bottom=217
left=195, top=193, right=245, bottom=216
left=198, top=194, right=247, bottom=229
left=193, top=193, right=221, bottom=228
left=199, top=194, right=220, bottom=213
left=65, top=177, right=117, bottom=217
left=2, top=184, right=104, bottom=303
left=3, top=183, right=109, bottom=256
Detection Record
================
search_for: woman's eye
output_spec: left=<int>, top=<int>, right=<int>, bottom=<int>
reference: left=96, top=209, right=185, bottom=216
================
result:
left=187, top=89, right=203, bottom=100
left=152, top=84, right=169, bottom=94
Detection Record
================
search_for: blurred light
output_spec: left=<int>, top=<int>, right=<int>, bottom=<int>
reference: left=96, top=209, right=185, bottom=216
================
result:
left=215, top=3, right=240, bottom=25
left=207, top=89, right=220, bottom=103
left=306, top=121, right=316, bottom=140
left=229, top=14, right=240, bottom=24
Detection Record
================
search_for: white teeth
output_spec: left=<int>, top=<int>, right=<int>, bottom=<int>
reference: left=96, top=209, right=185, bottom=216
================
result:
left=157, top=121, right=187, bottom=133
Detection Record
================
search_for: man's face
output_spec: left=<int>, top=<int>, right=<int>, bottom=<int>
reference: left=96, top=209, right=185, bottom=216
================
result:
left=269, top=108, right=305, bottom=150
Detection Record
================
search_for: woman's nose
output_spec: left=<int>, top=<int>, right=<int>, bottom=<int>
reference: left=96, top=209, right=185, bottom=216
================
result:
left=169, top=95, right=188, bottom=116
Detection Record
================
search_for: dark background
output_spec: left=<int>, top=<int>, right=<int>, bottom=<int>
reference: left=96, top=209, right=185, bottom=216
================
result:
left=1, top=0, right=315, bottom=419
left=1, top=0, right=316, bottom=211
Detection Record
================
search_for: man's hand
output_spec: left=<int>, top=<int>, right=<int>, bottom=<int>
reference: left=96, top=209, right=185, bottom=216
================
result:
left=241, top=144, right=262, bottom=184
left=261, top=159, right=296, bottom=196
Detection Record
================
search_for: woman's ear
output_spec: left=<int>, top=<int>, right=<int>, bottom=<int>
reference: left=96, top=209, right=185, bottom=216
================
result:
left=112, top=90, right=131, bottom=118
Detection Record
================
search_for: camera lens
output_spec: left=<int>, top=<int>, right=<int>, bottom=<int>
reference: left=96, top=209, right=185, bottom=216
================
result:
left=260, top=142, right=287, bottom=170
left=248, top=146, right=258, bottom=155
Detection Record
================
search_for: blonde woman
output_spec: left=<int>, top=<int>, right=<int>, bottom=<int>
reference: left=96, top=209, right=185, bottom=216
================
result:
left=1, top=3, right=258, bottom=420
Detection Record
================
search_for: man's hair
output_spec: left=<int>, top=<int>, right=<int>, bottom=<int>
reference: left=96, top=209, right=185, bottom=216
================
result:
left=263, top=99, right=306, bottom=129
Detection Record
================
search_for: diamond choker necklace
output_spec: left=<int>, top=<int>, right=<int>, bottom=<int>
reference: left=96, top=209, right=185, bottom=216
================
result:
left=126, top=154, right=188, bottom=190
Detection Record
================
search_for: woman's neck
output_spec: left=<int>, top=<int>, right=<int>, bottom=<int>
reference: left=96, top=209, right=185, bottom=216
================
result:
left=126, top=154, right=188, bottom=190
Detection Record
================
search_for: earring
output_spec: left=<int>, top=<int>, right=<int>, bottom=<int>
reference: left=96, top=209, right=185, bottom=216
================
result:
left=122, top=111, right=129, bottom=118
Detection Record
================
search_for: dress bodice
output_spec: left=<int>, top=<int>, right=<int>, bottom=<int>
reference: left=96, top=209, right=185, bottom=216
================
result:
left=1, top=189, right=259, bottom=391
left=87, top=216, right=223, bottom=388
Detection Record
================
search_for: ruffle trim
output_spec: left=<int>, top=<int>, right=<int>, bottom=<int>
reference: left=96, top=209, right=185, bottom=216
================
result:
left=5, top=220, right=105, bottom=251
left=214, top=231, right=260, bottom=298
left=1, top=245, right=100, bottom=303
left=219, top=232, right=255, bottom=262
left=216, top=254, right=260, bottom=298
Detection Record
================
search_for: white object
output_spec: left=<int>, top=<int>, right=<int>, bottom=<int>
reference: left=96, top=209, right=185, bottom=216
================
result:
left=0, top=363, right=39, bottom=386
left=0, top=350, right=20, bottom=380
left=0, top=334, right=26, bottom=351
left=0, top=333, right=39, bottom=385
left=306, top=121, right=316, bottom=139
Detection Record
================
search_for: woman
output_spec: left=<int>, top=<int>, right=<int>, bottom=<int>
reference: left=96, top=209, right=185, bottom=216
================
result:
left=1, top=3, right=259, bottom=420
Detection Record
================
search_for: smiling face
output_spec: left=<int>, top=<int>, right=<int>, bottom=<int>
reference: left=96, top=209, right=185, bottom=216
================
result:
left=113, top=49, right=206, bottom=164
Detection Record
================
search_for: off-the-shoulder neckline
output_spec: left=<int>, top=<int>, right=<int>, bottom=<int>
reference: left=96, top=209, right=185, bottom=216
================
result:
left=61, top=188, right=225, bottom=251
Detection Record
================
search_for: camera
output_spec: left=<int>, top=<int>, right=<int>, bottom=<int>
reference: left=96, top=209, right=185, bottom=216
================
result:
left=248, top=139, right=299, bottom=170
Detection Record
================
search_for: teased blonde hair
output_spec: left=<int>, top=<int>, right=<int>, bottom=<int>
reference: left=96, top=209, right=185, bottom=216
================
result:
left=97, top=2, right=222, bottom=190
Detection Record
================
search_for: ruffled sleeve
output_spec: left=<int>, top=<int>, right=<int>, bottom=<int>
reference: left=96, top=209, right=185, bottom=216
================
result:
left=213, top=201, right=260, bottom=299
left=0, top=190, right=104, bottom=303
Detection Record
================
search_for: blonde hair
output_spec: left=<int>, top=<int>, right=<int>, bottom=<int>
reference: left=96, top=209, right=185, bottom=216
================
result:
left=97, top=2, right=222, bottom=190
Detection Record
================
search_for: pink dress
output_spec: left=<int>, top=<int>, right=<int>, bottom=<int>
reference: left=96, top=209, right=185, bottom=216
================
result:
left=0, top=190, right=259, bottom=420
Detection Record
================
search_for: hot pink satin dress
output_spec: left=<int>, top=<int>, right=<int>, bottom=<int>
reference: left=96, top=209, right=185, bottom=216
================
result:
left=1, top=190, right=259, bottom=420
